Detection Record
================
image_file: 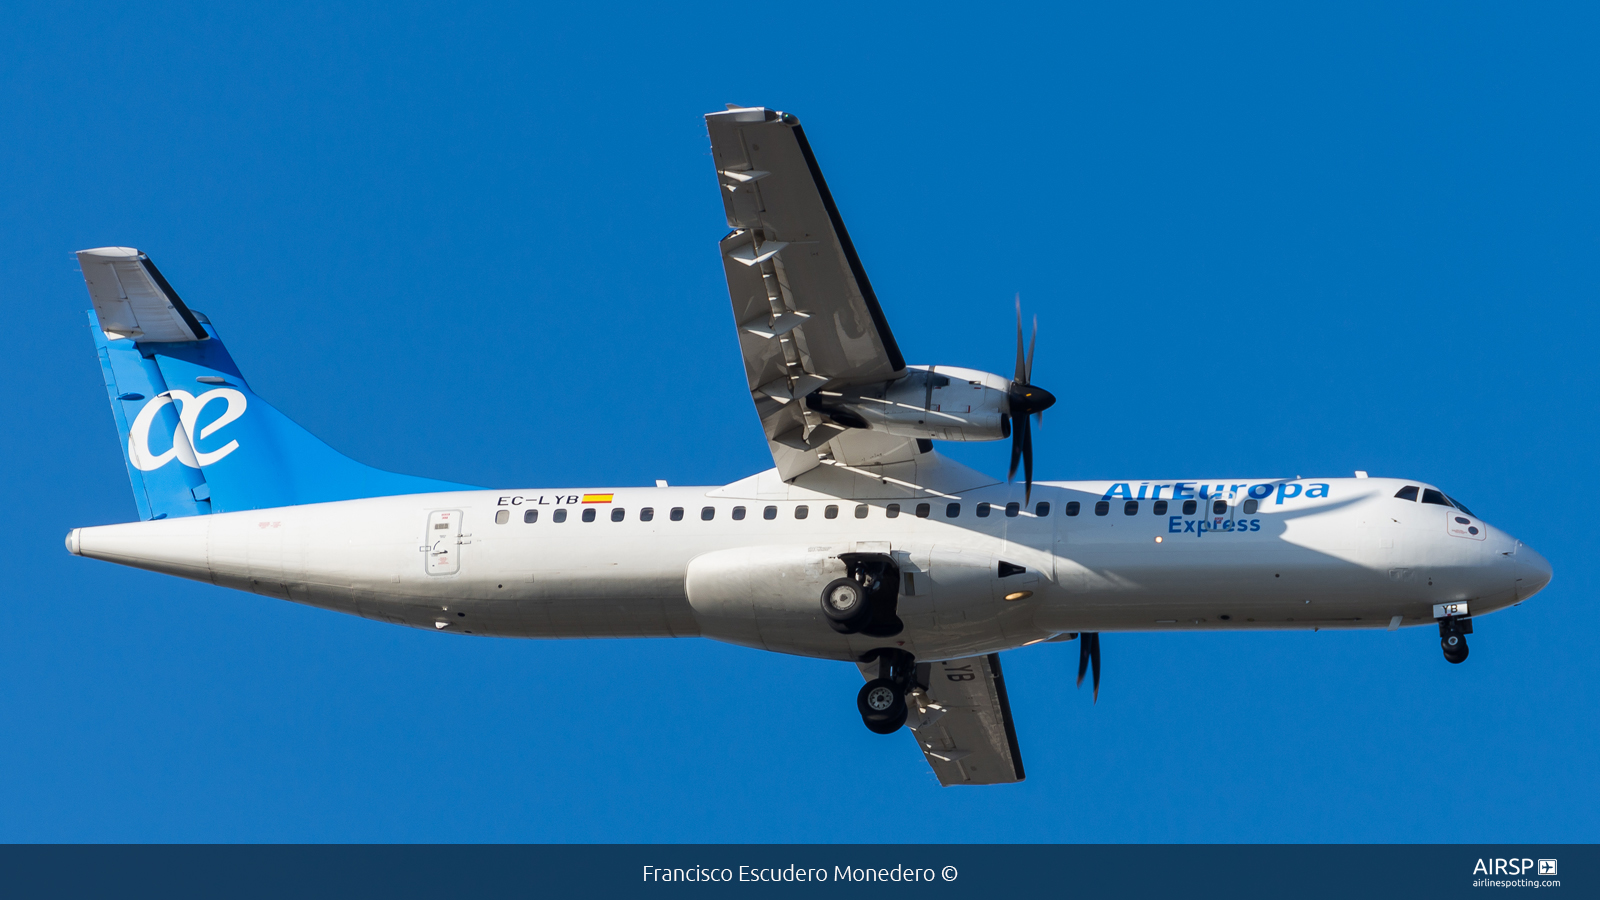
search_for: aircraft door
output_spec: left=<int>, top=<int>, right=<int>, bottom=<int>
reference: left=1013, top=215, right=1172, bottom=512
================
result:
left=425, top=509, right=463, bottom=575
left=927, top=547, right=997, bottom=631
left=890, top=544, right=934, bottom=633
left=997, top=500, right=1050, bottom=600
left=1052, top=530, right=1087, bottom=593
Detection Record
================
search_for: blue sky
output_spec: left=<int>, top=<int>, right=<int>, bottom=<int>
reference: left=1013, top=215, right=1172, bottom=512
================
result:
left=3, top=2, right=1596, bottom=841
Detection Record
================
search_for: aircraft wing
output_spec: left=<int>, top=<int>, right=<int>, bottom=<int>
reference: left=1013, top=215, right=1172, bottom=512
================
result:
left=705, top=107, right=918, bottom=481
left=858, top=653, right=1026, bottom=786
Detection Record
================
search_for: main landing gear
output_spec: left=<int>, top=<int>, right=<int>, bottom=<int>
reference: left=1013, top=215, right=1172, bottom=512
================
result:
left=857, top=648, right=918, bottom=734
left=1439, top=615, right=1472, bottom=664
left=825, top=554, right=913, bottom=733
left=820, top=552, right=903, bottom=638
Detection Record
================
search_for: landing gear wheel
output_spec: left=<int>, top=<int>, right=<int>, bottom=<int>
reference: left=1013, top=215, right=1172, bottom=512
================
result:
left=857, top=678, right=907, bottom=734
left=1442, top=634, right=1469, bottom=664
left=821, top=578, right=869, bottom=625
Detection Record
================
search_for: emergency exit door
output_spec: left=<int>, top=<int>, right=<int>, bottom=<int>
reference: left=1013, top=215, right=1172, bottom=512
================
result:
left=426, top=509, right=463, bottom=575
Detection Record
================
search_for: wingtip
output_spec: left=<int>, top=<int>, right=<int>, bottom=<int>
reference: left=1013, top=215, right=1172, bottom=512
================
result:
left=76, top=246, right=141, bottom=260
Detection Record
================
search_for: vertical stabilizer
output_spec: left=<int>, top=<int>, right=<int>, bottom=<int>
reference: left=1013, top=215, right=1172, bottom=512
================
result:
left=80, top=247, right=475, bottom=519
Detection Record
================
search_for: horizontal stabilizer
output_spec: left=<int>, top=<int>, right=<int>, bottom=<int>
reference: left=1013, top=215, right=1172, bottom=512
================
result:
left=78, top=247, right=208, bottom=343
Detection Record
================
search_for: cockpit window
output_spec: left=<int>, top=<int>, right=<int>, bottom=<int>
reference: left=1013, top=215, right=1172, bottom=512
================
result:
left=1446, top=495, right=1475, bottom=516
left=1421, top=488, right=1451, bottom=507
left=1394, top=485, right=1419, bottom=501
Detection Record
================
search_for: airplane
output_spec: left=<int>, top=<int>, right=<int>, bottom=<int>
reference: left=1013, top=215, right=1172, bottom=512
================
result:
left=65, top=106, right=1552, bottom=786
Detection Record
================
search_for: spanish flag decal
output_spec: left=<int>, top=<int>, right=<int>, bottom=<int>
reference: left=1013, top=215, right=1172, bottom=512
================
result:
left=581, top=493, right=614, bottom=504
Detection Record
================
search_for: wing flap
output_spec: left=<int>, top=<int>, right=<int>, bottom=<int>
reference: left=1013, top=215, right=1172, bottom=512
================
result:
left=707, top=107, right=915, bottom=480
left=859, top=653, right=1026, bottom=786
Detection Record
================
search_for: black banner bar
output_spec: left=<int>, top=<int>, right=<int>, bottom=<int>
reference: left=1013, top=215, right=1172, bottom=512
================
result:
left=1, top=844, right=1591, bottom=899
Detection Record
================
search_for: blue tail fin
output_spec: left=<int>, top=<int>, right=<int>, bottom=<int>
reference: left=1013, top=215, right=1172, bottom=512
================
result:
left=81, top=247, right=475, bottom=519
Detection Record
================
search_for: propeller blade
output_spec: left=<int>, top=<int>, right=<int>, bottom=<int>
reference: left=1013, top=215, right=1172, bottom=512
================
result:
left=1013, top=295, right=1028, bottom=384
left=1026, top=314, right=1037, bottom=385
left=1076, top=634, right=1090, bottom=688
left=1007, top=416, right=1023, bottom=483
left=1005, top=297, right=1051, bottom=500
left=1089, top=632, right=1101, bottom=703
left=1020, top=414, right=1034, bottom=504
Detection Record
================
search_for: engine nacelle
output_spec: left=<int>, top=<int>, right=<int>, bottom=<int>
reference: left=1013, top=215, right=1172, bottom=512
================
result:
left=805, top=366, right=1012, bottom=442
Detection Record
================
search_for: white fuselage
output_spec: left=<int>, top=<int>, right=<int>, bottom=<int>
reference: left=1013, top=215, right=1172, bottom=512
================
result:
left=66, top=475, right=1551, bottom=662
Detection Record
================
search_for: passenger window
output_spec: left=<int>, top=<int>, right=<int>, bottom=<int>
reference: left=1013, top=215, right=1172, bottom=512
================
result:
left=854, top=504, right=869, bottom=519
left=582, top=508, right=596, bottom=522
left=795, top=505, right=808, bottom=519
left=976, top=502, right=991, bottom=518
left=524, top=509, right=538, bottom=523
left=1065, top=501, right=1080, bottom=517
left=763, top=505, right=777, bottom=520
left=1243, top=499, right=1257, bottom=514
left=1182, top=499, right=1197, bottom=515
left=1446, top=495, right=1475, bottom=516
left=1005, top=502, right=1020, bottom=517
left=1213, top=499, right=1227, bottom=515
left=495, top=509, right=510, bottom=524
left=886, top=503, right=901, bottom=518
left=669, top=507, right=684, bottom=521
left=825, top=505, right=839, bottom=519
left=915, top=502, right=931, bottom=518
left=1094, top=501, right=1110, bottom=516
left=1124, top=500, right=1138, bottom=516
left=946, top=503, right=961, bottom=518
left=553, top=508, right=568, bottom=523
left=1035, top=501, right=1050, bottom=517
left=701, top=506, right=715, bottom=521
left=610, top=508, right=625, bottom=522
left=1421, top=489, right=1451, bottom=507
left=1152, top=500, right=1168, bottom=515
left=732, top=506, right=746, bottom=520
left=639, top=508, right=653, bottom=522
left=1394, top=485, right=1419, bottom=501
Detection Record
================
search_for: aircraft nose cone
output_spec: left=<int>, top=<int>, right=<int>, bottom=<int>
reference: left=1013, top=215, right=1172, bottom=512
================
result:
left=1515, top=543, right=1553, bottom=599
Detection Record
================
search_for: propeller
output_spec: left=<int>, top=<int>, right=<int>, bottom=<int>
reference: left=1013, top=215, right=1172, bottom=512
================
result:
left=1006, top=295, right=1057, bottom=503
left=1076, top=632, right=1101, bottom=703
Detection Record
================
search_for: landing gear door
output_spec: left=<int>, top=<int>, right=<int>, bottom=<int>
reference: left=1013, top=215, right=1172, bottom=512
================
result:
left=425, top=509, right=463, bottom=575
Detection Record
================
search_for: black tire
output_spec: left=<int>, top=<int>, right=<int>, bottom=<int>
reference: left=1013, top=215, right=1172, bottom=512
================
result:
left=822, top=578, right=869, bottom=624
left=857, top=678, right=906, bottom=733
left=864, top=705, right=909, bottom=734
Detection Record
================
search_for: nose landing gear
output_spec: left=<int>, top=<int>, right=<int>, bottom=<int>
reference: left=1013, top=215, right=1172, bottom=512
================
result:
left=857, top=648, right=918, bottom=734
left=1439, top=615, right=1472, bottom=664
